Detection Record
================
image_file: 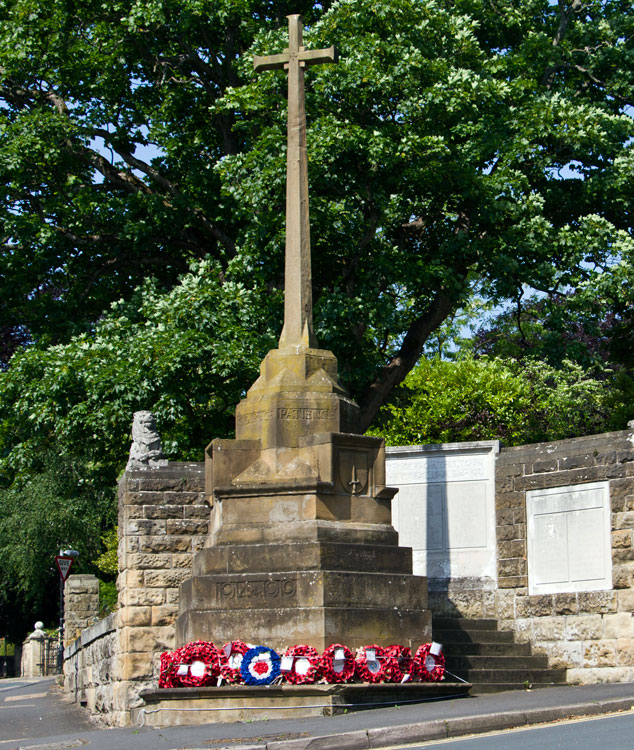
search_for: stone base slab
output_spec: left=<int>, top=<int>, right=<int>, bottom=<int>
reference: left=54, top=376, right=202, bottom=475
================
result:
left=136, top=682, right=472, bottom=726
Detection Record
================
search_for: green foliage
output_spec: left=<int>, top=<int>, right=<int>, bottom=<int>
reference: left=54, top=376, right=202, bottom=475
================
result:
left=371, top=356, right=622, bottom=447
left=98, top=580, right=118, bottom=616
left=0, top=260, right=276, bottom=631
left=1, top=0, right=633, bottom=636
left=94, top=528, right=118, bottom=578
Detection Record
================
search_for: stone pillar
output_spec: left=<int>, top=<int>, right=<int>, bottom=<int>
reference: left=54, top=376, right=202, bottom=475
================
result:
left=114, top=460, right=208, bottom=725
left=20, top=621, right=50, bottom=677
left=64, top=575, right=100, bottom=646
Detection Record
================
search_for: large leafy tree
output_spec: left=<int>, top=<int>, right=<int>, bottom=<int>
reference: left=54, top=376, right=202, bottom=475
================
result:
left=1, top=0, right=633, bottom=424
left=1, top=0, right=634, bottom=629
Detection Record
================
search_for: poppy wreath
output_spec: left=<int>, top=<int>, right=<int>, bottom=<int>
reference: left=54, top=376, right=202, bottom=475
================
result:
left=158, top=649, right=180, bottom=688
left=240, top=645, right=281, bottom=685
left=383, top=644, right=414, bottom=683
left=282, top=644, right=320, bottom=684
left=220, top=640, right=250, bottom=684
left=319, top=643, right=355, bottom=683
left=414, top=643, right=445, bottom=682
left=178, top=640, right=222, bottom=687
left=354, top=644, right=388, bottom=683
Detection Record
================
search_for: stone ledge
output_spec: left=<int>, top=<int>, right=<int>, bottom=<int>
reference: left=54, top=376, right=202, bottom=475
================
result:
left=136, top=682, right=471, bottom=726
left=64, top=612, right=117, bottom=659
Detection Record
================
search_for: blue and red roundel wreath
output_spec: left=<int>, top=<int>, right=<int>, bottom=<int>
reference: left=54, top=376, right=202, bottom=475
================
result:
left=282, top=644, right=320, bottom=684
left=240, top=645, right=281, bottom=685
left=319, top=643, right=355, bottom=683
left=355, top=644, right=388, bottom=683
left=220, top=640, right=250, bottom=684
left=177, top=641, right=223, bottom=687
left=383, top=644, right=414, bottom=683
left=414, top=643, right=445, bottom=682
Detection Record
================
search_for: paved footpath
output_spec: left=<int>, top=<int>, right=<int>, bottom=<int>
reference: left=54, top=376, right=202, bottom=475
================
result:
left=1, top=678, right=634, bottom=750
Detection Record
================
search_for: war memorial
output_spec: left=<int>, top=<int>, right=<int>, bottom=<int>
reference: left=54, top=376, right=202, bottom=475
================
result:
left=56, top=14, right=634, bottom=729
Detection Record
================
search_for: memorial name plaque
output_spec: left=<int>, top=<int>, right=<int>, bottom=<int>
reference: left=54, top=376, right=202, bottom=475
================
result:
left=527, top=480, right=612, bottom=595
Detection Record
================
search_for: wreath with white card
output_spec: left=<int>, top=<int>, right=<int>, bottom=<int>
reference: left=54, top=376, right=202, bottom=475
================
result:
left=414, top=642, right=445, bottom=682
left=319, top=643, right=355, bottom=683
left=281, top=644, right=320, bottom=684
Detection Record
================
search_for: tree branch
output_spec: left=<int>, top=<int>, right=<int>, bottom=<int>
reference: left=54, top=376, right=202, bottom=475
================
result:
left=357, top=289, right=457, bottom=432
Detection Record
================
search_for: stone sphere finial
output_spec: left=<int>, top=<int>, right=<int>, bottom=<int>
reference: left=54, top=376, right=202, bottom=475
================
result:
left=30, top=621, right=46, bottom=640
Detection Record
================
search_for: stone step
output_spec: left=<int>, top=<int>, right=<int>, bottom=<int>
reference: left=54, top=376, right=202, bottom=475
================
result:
left=468, top=682, right=564, bottom=694
left=444, top=667, right=567, bottom=685
left=436, top=640, right=532, bottom=657
left=193, top=541, right=413, bottom=577
left=433, top=617, right=499, bottom=632
left=432, top=628, right=515, bottom=644
left=181, top=569, right=428, bottom=613
left=445, top=654, right=549, bottom=670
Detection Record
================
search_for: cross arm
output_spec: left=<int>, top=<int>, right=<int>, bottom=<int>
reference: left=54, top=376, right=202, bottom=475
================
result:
left=253, top=53, right=288, bottom=72
left=300, top=46, right=338, bottom=67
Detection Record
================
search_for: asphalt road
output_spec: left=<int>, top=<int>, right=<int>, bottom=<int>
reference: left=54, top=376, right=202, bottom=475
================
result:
left=395, top=711, right=634, bottom=749
left=0, top=676, right=95, bottom=745
left=2, top=677, right=634, bottom=750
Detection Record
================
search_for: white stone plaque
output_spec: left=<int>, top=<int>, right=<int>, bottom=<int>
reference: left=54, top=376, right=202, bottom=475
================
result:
left=386, top=442, right=498, bottom=583
left=527, top=481, right=612, bottom=595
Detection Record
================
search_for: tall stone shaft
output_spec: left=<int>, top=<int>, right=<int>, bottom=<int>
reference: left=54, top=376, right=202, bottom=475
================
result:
left=254, top=14, right=336, bottom=349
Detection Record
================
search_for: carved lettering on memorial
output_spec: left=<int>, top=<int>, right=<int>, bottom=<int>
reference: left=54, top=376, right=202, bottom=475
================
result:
left=215, top=578, right=297, bottom=601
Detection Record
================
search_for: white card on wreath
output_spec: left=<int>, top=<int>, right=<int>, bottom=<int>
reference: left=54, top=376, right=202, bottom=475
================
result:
left=430, top=642, right=443, bottom=656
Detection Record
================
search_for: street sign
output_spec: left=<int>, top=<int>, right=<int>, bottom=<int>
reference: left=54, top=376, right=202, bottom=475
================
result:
left=55, top=556, right=74, bottom=581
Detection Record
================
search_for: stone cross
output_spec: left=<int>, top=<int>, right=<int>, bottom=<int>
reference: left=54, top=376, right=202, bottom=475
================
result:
left=254, top=14, right=337, bottom=349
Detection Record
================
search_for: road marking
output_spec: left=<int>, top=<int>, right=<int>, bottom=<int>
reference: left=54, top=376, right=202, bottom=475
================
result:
left=0, top=703, right=37, bottom=708
left=14, top=740, right=87, bottom=750
left=5, top=692, right=47, bottom=702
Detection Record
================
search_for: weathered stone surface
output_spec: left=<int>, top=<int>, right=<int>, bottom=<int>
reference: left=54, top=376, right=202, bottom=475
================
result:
left=126, top=411, right=168, bottom=471
left=553, top=593, right=579, bottom=615
left=583, top=640, right=617, bottom=667
left=603, top=612, right=633, bottom=639
left=531, top=616, right=565, bottom=641
left=577, top=591, right=617, bottom=614
left=565, top=615, right=603, bottom=640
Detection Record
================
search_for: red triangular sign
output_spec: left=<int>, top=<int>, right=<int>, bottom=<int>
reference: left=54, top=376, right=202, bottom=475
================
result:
left=55, top=556, right=74, bottom=581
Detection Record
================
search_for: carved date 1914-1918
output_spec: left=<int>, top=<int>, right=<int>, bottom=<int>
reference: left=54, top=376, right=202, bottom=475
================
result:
left=216, top=578, right=297, bottom=601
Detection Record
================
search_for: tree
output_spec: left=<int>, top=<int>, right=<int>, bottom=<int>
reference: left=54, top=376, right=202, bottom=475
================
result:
left=371, top=355, right=623, bottom=447
left=2, top=0, right=634, bottom=634
left=0, top=0, right=632, bottom=428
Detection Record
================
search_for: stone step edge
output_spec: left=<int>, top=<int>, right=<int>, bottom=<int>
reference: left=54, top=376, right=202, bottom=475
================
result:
left=241, top=697, right=634, bottom=750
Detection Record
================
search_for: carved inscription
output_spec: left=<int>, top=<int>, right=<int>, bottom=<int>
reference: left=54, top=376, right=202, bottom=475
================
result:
left=237, top=408, right=336, bottom=425
left=216, top=578, right=297, bottom=601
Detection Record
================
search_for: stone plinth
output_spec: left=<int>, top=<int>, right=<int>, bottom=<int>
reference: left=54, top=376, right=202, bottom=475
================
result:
left=136, top=682, right=470, bottom=727
left=176, top=424, right=432, bottom=651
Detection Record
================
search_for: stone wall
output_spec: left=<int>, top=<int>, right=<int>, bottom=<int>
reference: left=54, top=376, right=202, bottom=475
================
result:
left=64, top=574, right=100, bottom=646
left=430, top=428, right=634, bottom=684
left=115, top=460, right=207, bottom=724
left=63, top=460, right=208, bottom=726
left=64, top=614, right=117, bottom=714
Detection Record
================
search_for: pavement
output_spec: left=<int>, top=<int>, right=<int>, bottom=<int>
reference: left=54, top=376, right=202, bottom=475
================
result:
left=1, top=678, right=634, bottom=750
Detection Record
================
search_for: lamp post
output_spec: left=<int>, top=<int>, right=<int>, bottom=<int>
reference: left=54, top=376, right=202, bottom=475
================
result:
left=56, top=548, right=79, bottom=673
